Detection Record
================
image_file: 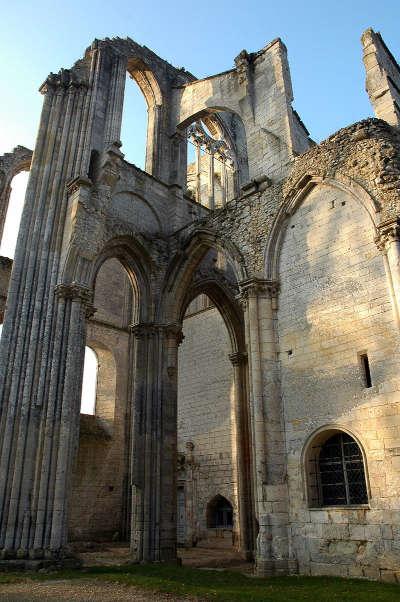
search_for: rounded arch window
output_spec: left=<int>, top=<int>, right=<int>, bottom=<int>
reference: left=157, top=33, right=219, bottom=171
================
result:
left=306, top=430, right=368, bottom=507
left=80, top=346, right=98, bottom=415
left=206, top=495, right=233, bottom=529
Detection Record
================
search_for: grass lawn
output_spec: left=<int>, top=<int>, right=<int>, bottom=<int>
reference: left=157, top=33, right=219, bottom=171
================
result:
left=0, top=563, right=399, bottom=601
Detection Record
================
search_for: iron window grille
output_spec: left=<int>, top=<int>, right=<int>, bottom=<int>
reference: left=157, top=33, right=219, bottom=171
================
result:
left=309, top=433, right=368, bottom=506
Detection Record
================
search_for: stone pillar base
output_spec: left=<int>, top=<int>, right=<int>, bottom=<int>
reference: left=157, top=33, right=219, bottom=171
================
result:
left=0, top=556, right=82, bottom=572
left=255, top=558, right=298, bottom=577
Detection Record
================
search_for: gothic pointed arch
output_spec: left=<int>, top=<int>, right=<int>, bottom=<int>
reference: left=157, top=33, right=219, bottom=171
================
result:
left=264, top=173, right=381, bottom=281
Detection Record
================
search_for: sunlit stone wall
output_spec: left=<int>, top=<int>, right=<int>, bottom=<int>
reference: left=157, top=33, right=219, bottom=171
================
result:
left=278, top=182, right=400, bottom=579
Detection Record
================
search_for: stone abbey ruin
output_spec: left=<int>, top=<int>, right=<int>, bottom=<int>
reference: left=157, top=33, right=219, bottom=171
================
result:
left=0, top=27, right=400, bottom=581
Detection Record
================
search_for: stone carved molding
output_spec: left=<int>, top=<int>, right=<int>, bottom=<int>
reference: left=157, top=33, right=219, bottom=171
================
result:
left=66, top=175, right=93, bottom=196
left=98, top=143, right=124, bottom=189
left=237, top=278, right=279, bottom=311
left=375, top=218, right=400, bottom=251
left=239, top=278, right=279, bottom=299
left=228, top=351, right=248, bottom=366
left=39, top=68, right=89, bottom=95
left=130, top=321, right=184, bottom=345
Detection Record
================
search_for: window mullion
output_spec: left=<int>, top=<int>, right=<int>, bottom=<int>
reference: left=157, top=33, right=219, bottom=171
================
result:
left=341, top=434, right=351, bottom=504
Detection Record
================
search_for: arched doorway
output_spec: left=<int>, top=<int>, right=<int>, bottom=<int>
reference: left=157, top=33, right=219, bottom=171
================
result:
left=173, top=243, right=254, bottom=559
left=207, top=495, right=233, bottom=529
left=177, top=292, right=237, bottom=548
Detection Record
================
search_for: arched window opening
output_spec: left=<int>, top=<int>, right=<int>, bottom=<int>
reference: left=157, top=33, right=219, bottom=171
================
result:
left=120, top=73, right=148, bottom=169
left=186, top=120, right=237, bottom=209
left=207, top=495, right=233, bottom=529
left=306, top=430, right=368, bottom=507
left=80, top=346, right=98, bottom=415
left=0, top=170, right=29, bottom=259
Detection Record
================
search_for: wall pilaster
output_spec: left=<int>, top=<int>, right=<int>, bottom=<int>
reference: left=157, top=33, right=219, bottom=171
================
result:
left=375, top=218, right=400, bottom=330
left=238, top=277, right=294, bottom=576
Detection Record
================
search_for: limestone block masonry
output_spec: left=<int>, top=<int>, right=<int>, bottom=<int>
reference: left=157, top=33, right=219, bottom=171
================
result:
left=0, top=27, right=399, bottom=581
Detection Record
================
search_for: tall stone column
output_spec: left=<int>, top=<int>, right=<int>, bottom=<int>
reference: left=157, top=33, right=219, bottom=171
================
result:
left=239, top=278, right=294, bottom=576
left=0, top=69, right=94, bottom=567
left=207, top=149, right=215, bottom=210
left=0, top=38, right=129, bottom=567
left=221, top=161, right=227, bottom=206
left=195, top=143, right=201, bottom=204
left=0, top=281, right=92, bottom=567
left=376, top=218, right=400, bottom=329
left=130, top=322, right=183, bottom=563
left=228, top=351, right=254, bottom=559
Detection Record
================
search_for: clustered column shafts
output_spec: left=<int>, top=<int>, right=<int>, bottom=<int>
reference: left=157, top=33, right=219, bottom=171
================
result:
left=238, top=278, right=291, bottom=576
left=130, top=322, right=183, bottom=563
left=208, top=150, right=215, bottom=210
left=195, top=142, right=201, bottom=205
left=0, top=45, right=108, bottom=563
left=229, top=351, right=253, bottom=559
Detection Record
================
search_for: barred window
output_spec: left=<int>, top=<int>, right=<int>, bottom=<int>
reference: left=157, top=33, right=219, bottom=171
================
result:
left=307, top=431, right=368, bottom=507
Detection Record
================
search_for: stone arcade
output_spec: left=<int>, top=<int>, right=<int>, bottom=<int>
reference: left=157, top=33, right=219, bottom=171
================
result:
left=0, top=28, right=400, bottom=581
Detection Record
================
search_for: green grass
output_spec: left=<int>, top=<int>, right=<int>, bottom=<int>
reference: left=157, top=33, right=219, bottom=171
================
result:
left=0, top=563, right=398, bottom=601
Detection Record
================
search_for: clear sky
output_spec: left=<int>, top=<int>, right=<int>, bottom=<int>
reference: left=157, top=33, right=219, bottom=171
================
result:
left=1, top=0, right=400, bottom=165
left=0, top=1, right=399, bottom=402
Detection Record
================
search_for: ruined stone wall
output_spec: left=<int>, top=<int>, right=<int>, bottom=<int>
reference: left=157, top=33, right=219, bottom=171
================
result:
left=277, top=182, right=400, bottom=579
left=177, top=302, right=236, bottom=541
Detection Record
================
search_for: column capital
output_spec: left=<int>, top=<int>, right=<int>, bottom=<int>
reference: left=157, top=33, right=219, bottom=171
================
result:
left=130, top=322, right=184, bottom=345
left=55, top=282, right=92, bottom=304
left=55, top=282, right=95, bottom=317
left=375, top=218, right=400, bottom=251
left=130, top=322, right=157, bottom=338
left=163, top=322, right=185, bottom=346
left=229, top=351, right=248, bottom=366
left=238, top=278, right=279, bottom=302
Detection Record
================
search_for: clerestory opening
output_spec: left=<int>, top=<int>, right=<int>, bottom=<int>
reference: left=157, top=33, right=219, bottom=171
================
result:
left=120, top=60, right=163, bottom=175
left=120, top=73, right=148, bottom=169
left=186, top=119, right=238, bottom=209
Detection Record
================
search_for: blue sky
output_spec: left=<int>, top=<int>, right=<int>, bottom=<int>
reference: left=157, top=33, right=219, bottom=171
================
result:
left=1, top=0, right=400, bottom=166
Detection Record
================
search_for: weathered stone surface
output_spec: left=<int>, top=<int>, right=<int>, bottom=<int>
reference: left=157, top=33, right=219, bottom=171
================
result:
left=0, top=27, right=399, bottom=581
